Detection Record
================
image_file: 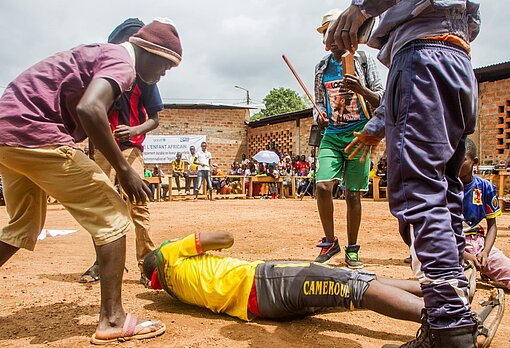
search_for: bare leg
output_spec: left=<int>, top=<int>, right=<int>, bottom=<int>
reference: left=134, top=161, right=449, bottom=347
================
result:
left=361, top=280, right=423, bottom=323
left=316, top=180, right=336, bottom=242
left=93, top=235, right=165, bottom=339
left=345, top=190, right=361, bottom=245
left=0, top=241, right=19, bottom=266
left=95, top=236, right=127, bottom=336
left=377, top=277, right=423, bottom=297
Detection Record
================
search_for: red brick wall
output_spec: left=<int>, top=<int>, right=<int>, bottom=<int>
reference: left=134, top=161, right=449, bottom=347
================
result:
left=477, top=78, right=510, bottom=165
left=151, top=107, right=250, bottom=173
left=151, top=106, right=387, bottom=175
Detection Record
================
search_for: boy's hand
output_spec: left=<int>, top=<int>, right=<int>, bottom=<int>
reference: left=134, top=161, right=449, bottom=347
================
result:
left=114, top=125, right=137, bottom=141
left=465, top=251, right=481, bottom=270
left=317, top=112, right=329, bottom=128
left=342, top=74, right=365, bottom=95
left=477, top=250, right=489, bottom=269
left=325, top=5, right=366, bottom=54
left=117, top=167, right=152, bottom=204
left=345, top=130, right=382, bottom=163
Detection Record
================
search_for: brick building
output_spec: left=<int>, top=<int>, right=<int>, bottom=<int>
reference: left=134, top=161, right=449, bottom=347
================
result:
left=473, top=61, right=510, bottom=165
left=154, top=104, right=385, bottom=173
left=154, top=104, right=251, bottom=172
left=154, top=105, right=319, bottom=173
left=154, top=62, right=510, bottom=174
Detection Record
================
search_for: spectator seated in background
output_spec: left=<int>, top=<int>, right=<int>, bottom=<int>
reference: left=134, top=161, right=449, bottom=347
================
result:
left=244, top=162, right=256, bottom=192
left=292, top=155, right=302, bottom=173
left=267, top=164, right=279, bottom=199
left=376, top=156, right=387, bottom=187
left=144, top=166, right=155, bottom=199
left=296, top=167, right=311, bottom=198
left=282, top=167, right=294, bottom=197
left=211, top=164, right=226, bottom=194
left=281, top=155, right=292, bottom=172
left=228, top=161, right=243, bottom=194
left=300, top=155, right=310, bottom=171
left=171, top=152, right=188, bottom=195
left=255, top=162, right=270, bottom=198
left=153, top=165, right=169, bottom=200
left=241, top=153, right=250, bottom=166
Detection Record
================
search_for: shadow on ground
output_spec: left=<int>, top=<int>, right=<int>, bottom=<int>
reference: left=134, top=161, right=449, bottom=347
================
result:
left=137, top=291, right=414, bottom=346
left=0, top=302, right=98, bottom=344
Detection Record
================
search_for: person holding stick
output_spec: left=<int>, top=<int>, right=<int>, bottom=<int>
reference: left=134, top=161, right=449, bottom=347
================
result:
left=312, top=9, right=383, bottom=267
left=327, top=1, right=481, bottom=346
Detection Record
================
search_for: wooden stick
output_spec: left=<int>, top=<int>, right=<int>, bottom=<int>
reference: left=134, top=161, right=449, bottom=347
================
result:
left=282, top=55, right=327, bottom=121
left=341, top=53, right=355, bottom=75
left=342, top=53, right=371, bottom=119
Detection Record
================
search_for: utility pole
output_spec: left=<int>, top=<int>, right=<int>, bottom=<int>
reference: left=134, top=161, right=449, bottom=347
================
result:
left=234, top=85, right=250, bottom=105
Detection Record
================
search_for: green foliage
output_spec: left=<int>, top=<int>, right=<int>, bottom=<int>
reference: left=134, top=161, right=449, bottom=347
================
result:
left=253, top=87, right=307, bottom=120
left=250, top=112, right=265, bottom=121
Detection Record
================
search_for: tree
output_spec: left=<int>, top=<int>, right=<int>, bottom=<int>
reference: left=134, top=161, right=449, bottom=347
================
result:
left=251, top=87, right=308, bottom=121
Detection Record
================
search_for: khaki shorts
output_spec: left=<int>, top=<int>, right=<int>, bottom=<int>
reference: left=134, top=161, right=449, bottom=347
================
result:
left=0, top=146, right=133, bottom=250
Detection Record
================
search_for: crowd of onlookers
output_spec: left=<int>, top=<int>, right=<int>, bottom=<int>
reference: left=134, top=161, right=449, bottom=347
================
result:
left=142, top=141, right=320, bottom=199
left=214, top=151, right=317, bottom=199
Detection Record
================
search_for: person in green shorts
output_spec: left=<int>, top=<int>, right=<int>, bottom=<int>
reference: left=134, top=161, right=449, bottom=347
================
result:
left=313, top=9, right=384, bottom=266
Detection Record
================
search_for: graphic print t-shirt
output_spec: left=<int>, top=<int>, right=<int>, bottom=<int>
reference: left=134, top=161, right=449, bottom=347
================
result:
left=463, top=175, right=502, bottom=235
left=323, top=56, right=366, bottom=134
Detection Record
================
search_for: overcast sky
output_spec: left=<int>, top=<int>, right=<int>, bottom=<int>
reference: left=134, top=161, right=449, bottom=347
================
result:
left=0, top=1, right=508, bottom=108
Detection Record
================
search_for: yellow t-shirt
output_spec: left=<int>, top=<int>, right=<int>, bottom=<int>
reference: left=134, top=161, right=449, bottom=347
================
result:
left=156, top=233, right=263, bottom=321
left=171, top=159, right=185, bottom=173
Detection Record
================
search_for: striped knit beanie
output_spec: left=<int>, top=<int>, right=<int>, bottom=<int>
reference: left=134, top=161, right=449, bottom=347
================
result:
left=129, top=17, right=182, bottom=66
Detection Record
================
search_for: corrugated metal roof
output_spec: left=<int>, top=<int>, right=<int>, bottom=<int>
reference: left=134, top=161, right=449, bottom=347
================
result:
left=474, top=61, right=510, bottom=83
left=247, top=108, right=313, bottom=128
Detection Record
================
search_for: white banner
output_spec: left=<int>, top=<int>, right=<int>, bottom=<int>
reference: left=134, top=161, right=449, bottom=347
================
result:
left=142, top=135, right=206, bottom=164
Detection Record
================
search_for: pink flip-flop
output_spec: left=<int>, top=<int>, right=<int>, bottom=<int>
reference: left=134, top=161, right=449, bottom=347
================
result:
left=90, top=313, right=166, bottom=345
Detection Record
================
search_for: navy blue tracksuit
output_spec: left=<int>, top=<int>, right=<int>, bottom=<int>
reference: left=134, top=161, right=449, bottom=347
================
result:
left=385, top=40, right=477, bottom=329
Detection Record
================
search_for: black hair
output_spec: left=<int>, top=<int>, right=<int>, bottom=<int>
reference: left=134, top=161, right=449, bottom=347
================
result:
left=465, top=138, right=477, bottom=160
left=142, top=250, right=158, bottom=280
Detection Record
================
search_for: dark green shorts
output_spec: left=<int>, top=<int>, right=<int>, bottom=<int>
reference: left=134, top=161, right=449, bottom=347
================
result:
left=316, top=129, right=370, bottom=191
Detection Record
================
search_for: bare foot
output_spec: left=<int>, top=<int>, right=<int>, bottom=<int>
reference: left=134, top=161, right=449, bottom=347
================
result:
left=79, top=263, right=100, bottom=283
left=92, top=313, right=166, bottom=344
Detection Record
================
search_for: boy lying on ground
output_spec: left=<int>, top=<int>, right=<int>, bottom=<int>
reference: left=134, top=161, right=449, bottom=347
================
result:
left=143, top=232, right=504, bottom=347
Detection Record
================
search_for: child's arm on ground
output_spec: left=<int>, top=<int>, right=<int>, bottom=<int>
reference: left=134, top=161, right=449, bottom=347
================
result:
left=200, top=232, right=234, bottom=252
left=479, top=218, right=497, bottom=269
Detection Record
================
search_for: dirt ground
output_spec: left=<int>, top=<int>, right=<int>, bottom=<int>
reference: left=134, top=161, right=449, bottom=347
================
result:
left=0, top=198, right=509, bottom=348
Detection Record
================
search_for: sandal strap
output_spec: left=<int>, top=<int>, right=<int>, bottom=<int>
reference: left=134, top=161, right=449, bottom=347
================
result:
left=122, top=313, right=139, bottom=337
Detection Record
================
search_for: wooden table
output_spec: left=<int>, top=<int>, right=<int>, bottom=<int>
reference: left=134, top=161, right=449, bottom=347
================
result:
left=496, top=169, right=510, bottom=208
left=248, top=176, right=283, bottom=198
left=143, top=177, right=162, bottom=201
left=169, top=174, right=247, bottom=200
left=372, top=176, right=388, bottom=201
